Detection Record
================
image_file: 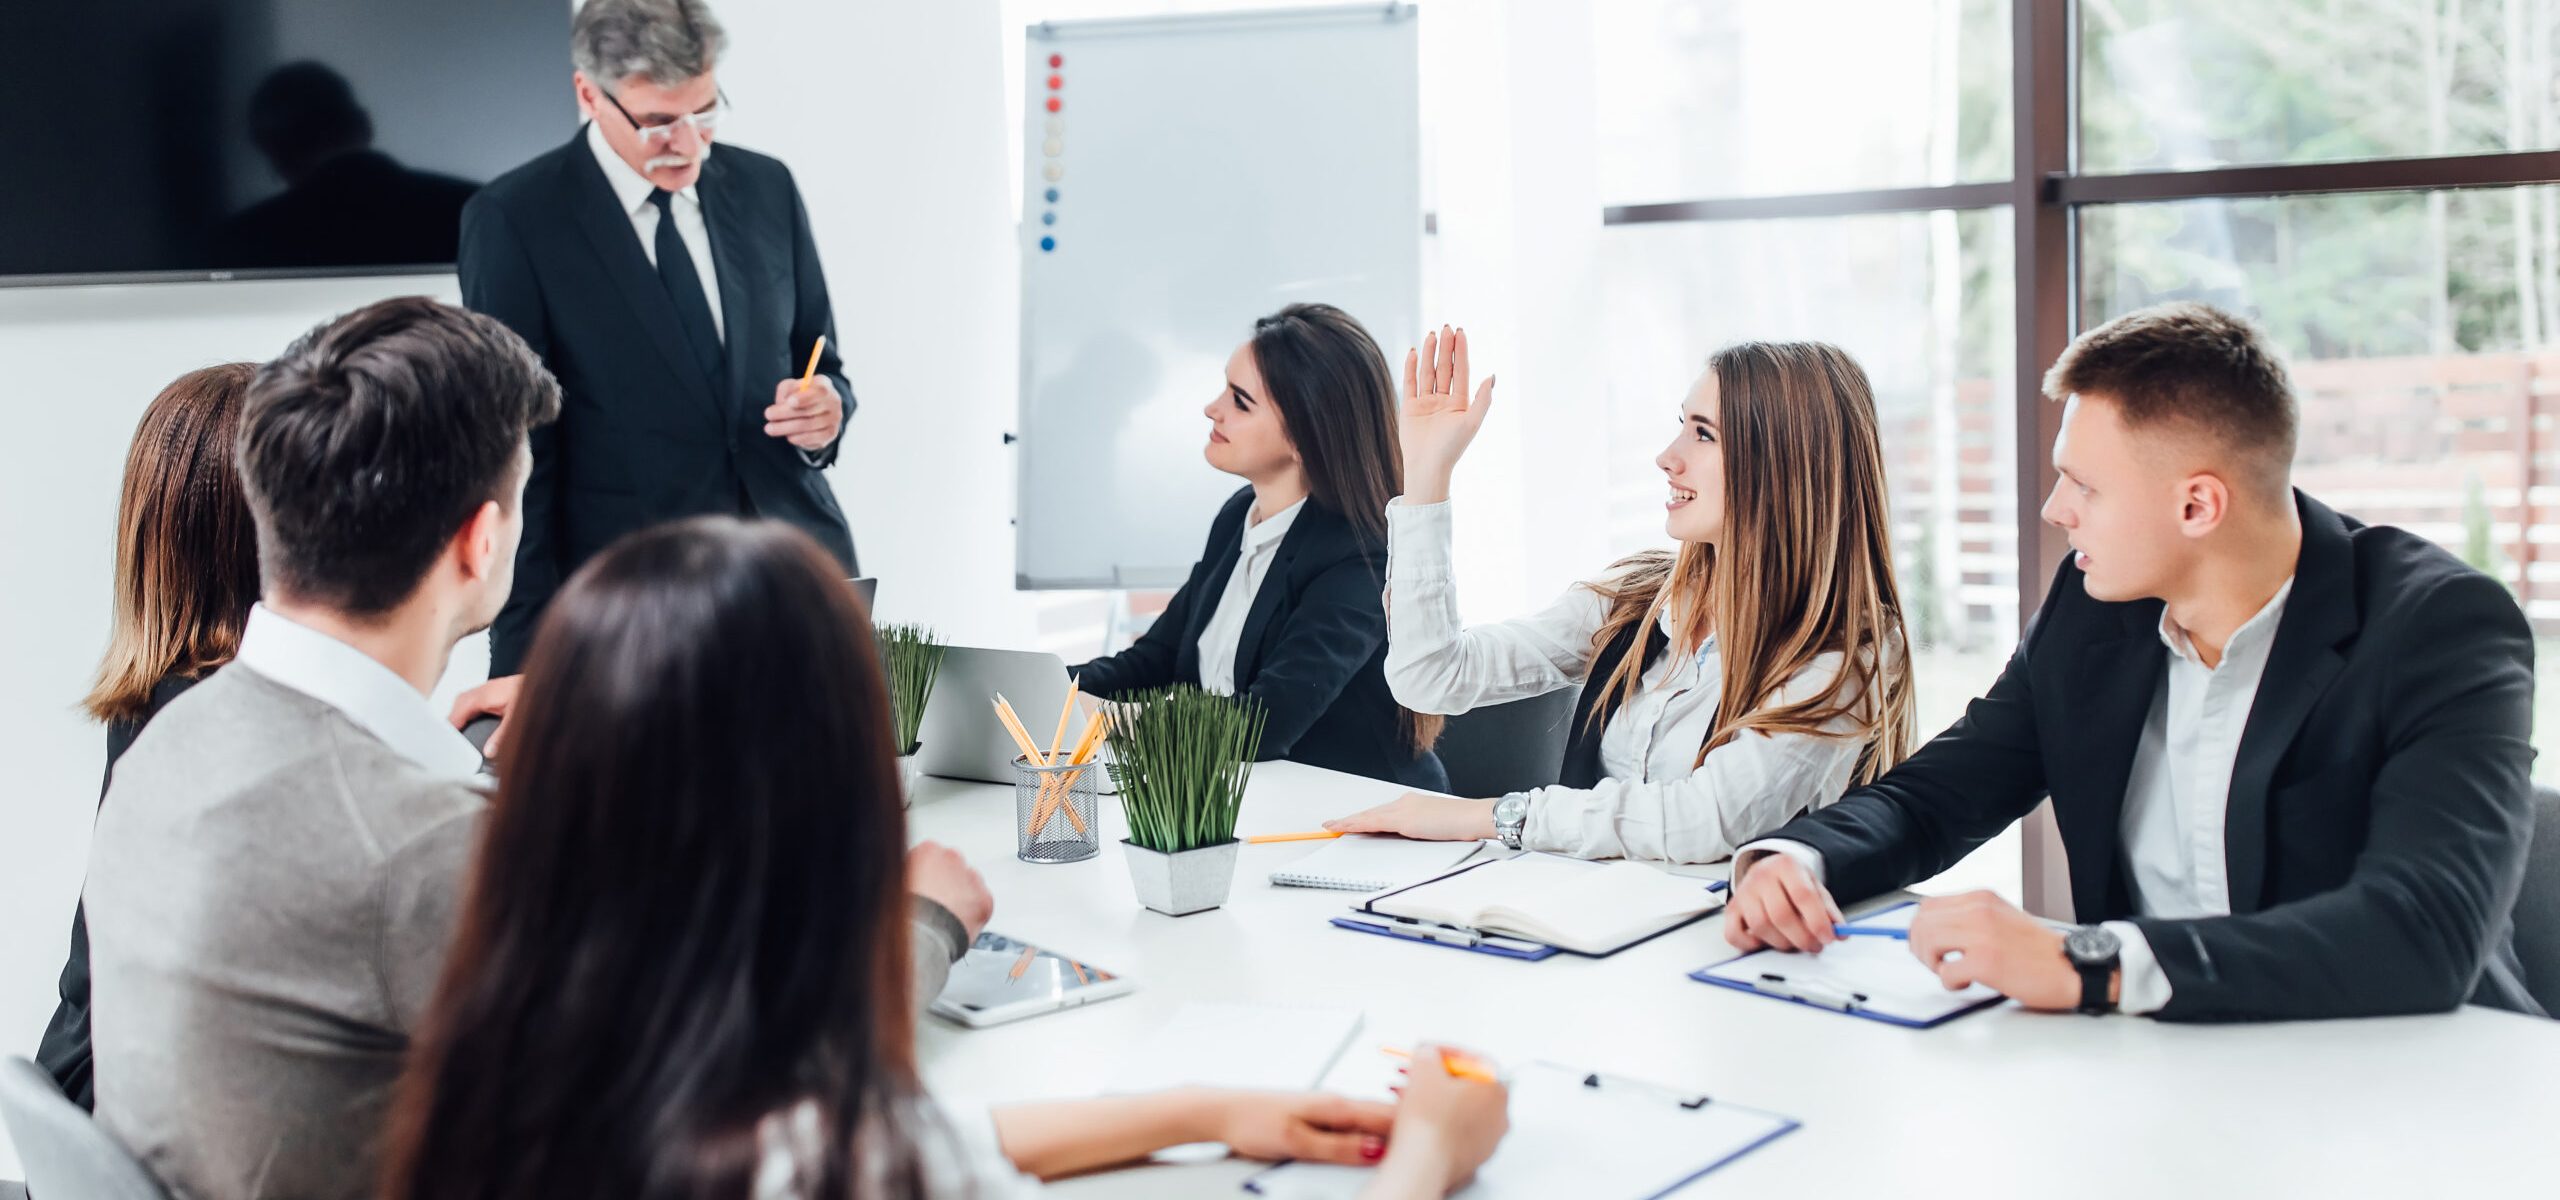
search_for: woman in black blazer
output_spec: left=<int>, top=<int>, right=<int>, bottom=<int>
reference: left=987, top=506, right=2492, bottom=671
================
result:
left=1073, top=304, right=1447, bottom=791
left=38, top=364, right=262, bottom=1110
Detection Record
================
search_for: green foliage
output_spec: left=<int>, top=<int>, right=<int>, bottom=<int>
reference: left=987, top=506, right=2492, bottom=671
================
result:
left=875, top=623, right=947, bottom=755
left=1106, top=685, right=1266, bottom=853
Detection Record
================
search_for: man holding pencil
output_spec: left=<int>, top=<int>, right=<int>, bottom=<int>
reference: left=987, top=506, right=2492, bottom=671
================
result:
left=457, top=0, right=857, bottom=683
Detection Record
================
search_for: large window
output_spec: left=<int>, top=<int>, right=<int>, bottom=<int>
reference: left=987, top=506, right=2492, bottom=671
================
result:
left=1603, top=0, right=2560, bottom=906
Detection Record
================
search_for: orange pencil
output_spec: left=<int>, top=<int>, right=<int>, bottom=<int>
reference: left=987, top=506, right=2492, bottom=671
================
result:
left=1380, top=1045, right=1498, bottom=1084
left=794, top=335, right=827, bottom=395
left=1245, top=830, right=1343, bottom=845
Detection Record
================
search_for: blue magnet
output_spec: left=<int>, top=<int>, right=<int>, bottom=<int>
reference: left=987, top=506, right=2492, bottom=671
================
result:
left=1045, top=187, right=1059, bottom=202
left=1040, top=236, right=1056, bottom=252
left=1041, top=211, right=1056, bottom=225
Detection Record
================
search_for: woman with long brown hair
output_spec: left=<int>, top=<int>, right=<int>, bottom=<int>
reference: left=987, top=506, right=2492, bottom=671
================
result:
left=382, top=517, right=1504, bottom=1200
left=1327, top=329, right=1914, bottom=865
left=1071, top=302, right=1447, bottom=790
left=36, top=363, right=263, bottom=1109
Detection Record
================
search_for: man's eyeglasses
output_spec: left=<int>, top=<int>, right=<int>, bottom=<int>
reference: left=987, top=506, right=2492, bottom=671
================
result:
left=598, top=86, right=728, bottom=146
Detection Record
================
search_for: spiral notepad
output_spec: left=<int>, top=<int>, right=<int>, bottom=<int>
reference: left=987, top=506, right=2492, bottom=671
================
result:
left=1267, top=836, right=1484, bottom=892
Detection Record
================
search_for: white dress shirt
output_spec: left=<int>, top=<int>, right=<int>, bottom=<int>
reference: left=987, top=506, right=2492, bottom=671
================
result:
left=587, top=122, right=723, bottom=341
left=1739, top=577, right=2296, bottom=1016
left=230, top=604, right=485, bottom=782
left=1382, top=498, right=1868, bottom=863
left=1196, top=497, right=1305, bottom=695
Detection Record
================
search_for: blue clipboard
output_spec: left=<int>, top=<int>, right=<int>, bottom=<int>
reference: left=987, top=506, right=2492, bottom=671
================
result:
left=1687, top=900, right=2007, bottom=1029
left=1332, top=855, right=1727, bottom=962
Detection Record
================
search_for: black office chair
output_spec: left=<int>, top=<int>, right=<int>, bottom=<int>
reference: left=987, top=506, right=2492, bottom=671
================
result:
left=1432, top=688, right=1578, bottom=798
left=2515, top=784, right=2560, bottom=1015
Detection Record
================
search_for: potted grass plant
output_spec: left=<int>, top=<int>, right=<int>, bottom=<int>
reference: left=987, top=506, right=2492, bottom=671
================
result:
left=1107, top=685, right=1267, bottom=915
left=876, top=622, right=948, bottom=806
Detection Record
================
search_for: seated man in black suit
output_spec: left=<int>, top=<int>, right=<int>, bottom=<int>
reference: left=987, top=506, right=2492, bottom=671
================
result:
left=1726, top=301, right=2544, bottom=1023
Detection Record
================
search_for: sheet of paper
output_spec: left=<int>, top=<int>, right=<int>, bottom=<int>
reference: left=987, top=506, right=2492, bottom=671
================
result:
left=1696, top=901, right=2003, bottom=1023
left=1244, top=1062, right=1796, bottom=1199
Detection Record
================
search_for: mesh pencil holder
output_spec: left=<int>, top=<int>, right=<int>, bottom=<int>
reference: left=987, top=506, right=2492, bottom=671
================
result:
left=1013, top=754, right=1102, bottom=863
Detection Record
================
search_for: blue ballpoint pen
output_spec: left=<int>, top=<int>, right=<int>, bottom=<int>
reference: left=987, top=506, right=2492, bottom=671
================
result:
left=1831, top=924, right=1909, bottom=940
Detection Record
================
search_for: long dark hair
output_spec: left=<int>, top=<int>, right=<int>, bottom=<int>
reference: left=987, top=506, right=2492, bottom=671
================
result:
left=85, top=364, right=261, bottom=722
left=1248, top=302, right=1443, bottom=755
left=381, top=518, right=931, bottom=1200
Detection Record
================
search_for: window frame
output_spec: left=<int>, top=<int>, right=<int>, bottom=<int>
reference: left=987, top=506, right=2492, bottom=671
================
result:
left=1599, top=0, right=2560, bottom=913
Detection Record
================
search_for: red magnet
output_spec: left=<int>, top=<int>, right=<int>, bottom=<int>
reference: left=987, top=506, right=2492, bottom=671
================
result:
left=1048, top=53, right=1064, bottom=68
left=1047, top=75, right=1062, bottom=89
left=1046, top=97, right=1062, bottom=113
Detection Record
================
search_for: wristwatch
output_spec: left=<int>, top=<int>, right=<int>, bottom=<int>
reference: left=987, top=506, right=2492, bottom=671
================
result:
left=1490, top=793, right=1530, bottom=851
left=2063, top=924, right=2121, bottom=1015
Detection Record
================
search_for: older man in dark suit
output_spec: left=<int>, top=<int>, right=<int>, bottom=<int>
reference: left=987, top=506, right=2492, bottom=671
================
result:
left=458, top=0, right=856, bottom=682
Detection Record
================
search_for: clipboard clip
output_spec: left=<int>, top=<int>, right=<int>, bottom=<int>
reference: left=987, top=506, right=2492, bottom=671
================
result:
left=1750, top=972, right=1869, bottom=1013
left=1376, top=915, right=1481, bottom=948
left=1580, top=1069, right=1712, bottom=1110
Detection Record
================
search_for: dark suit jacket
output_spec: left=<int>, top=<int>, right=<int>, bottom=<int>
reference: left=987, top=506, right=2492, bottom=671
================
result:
left=1073, top=488, right=1448, bottom=792
left=461, top=130, right=856, bottom=675
left=1763, top=492, right=2542, bottom=1022
left=39, top=672, right=202, bottom=1110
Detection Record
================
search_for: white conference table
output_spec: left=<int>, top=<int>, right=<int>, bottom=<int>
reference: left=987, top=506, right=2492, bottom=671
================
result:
left=910, top=761, right=2560, bottom=1197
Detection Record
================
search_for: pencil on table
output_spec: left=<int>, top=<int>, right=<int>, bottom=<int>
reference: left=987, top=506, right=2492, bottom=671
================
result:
left=1246, top=830, right=1343, bottom=844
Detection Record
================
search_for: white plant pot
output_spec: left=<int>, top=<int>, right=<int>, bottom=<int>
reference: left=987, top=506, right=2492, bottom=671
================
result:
left=896, top=751, right=922, bottom=808
left=1120, top=838, right=1241, bottom=916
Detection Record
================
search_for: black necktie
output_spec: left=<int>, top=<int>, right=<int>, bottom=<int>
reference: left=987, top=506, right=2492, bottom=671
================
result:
left=649, top=189, right=724, bottom=382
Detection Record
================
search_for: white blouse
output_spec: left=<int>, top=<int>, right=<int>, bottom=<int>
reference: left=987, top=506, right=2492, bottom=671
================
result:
left=752, top=1097, right=1042, bottom=1200
left=1382, top=498, right=1872, bottom=864
left=1197, top=497, right=1306, bottom=695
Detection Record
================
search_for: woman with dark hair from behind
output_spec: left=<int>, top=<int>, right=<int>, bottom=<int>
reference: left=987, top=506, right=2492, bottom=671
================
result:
left=36, top=363, right=264, bottom=1109
left=1071, top=302, right=1449, bottom=790
left=382, top=517, right=1505, bottom=1199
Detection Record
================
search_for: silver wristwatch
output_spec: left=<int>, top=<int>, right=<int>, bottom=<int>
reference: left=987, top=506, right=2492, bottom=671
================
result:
left=1491, top=793, right=1530, bottom=851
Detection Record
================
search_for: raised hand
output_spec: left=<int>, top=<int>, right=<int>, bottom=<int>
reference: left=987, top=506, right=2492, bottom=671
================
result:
left=1399, top=325, right=1496, bottom=504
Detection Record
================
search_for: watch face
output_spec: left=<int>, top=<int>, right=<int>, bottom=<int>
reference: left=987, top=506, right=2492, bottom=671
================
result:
left=2064, top=925, right=2121, bottom=965
left=1493, top=794, right=1529, bottom=825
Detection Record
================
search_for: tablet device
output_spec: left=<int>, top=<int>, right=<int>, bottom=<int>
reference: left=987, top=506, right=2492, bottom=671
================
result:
left=928, top=930, right=1136, bottom=1028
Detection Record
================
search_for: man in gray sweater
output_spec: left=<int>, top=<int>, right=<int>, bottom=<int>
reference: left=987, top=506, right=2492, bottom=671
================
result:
left=83, top=298, right=985, bottom=1200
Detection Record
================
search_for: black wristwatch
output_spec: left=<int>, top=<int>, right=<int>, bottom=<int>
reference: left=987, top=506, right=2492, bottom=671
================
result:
left=2062, top=925, right=2121, bottom=1015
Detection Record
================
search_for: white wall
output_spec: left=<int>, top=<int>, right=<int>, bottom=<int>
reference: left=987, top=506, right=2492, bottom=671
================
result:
left=0, top=0, right=1025, bottom=1178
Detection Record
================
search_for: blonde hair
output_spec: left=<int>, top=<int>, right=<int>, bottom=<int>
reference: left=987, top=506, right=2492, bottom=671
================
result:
left=85, top=364, right=262, bottom=722
left=1584, top=341, right=1914, bottom=786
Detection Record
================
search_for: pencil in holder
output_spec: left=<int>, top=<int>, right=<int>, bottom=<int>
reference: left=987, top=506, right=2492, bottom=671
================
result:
left=1014, top=754, right=1101, bottom=863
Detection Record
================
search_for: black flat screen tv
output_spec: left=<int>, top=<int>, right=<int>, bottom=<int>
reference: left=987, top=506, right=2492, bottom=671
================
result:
left=1, top=0, right=576, bottom=285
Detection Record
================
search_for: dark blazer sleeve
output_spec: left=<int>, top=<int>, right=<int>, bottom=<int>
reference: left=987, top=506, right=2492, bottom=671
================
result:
left=2131, top=572, right=2537, bottom=1021
left=784, top=171, right=851, bottom=468
left=459, top=196, right=561, bottom=678
left=1237, top=554, right=1389, bottom=762
left=1072, top=570, right=1202, bottom=698
left=1769, top=555, right=2067, bottom=904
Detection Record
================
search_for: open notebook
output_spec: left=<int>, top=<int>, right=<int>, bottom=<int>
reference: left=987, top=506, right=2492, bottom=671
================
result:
left=1364, top=853, right=1725, bottom=956
left=1268, top=835, right=1484, bottom=892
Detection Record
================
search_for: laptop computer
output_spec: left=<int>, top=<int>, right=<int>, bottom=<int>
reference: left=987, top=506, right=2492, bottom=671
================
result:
left=915, top=646, right=1112, bottom=787
left=849, top=577, right=877, bottom=608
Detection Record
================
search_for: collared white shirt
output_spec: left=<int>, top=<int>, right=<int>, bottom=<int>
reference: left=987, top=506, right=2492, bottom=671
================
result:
left=1382, top=498, right=1868, bottom=864
left=1197, top=497, right=1306, bottom=695
left=229, top=604, right=484, bottom=782
left=587, top=121, right=724, bottom=342
left=1739, top=577, right=2298, bottom=1017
